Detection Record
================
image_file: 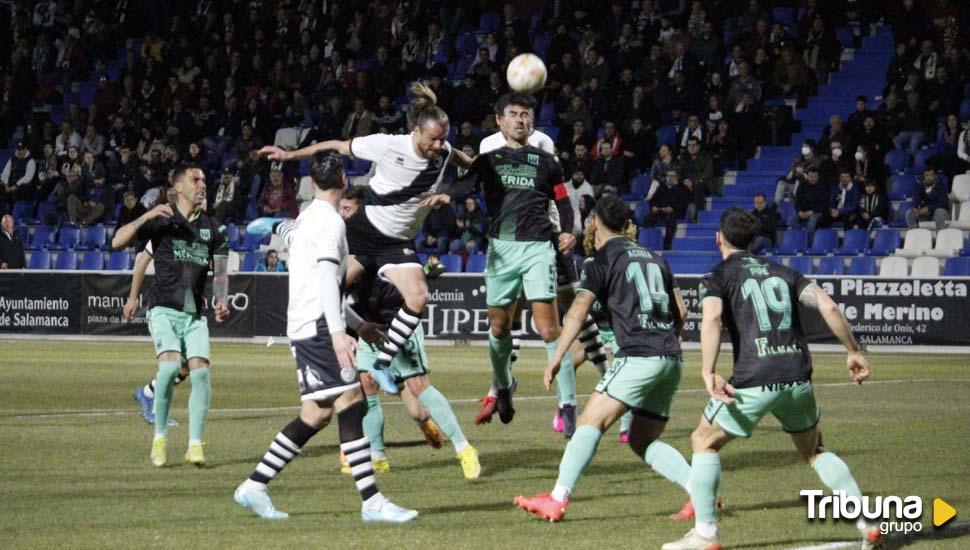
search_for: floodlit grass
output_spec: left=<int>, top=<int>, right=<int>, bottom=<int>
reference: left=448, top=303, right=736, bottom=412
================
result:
left=0, top=341, right=967, bottom=549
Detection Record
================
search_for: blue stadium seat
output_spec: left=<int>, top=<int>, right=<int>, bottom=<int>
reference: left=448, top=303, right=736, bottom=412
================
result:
left=439, top=254, right=463, bottom=273
left=226, top=224, right=240, bottom=248
left=625, top=175, right=651, bottom=201
left=537, top=102, right=555, bottom=126
left=27, top=226, right=56, bottom=250
left=818, top=256, right=846, bottom=275
left=807, top=229, right=838, bottom=255
left=835, top=26, right=856, bottom=48
left=465, top=254, right=486, bottom=273
left=849, top=256, right=876, bottom=276
left=539, top=126, right=559, bottom=143
left=80, top=251, right=105, bottom=270
left=777, top=201, right=795, bottom=225
left=11, top=201, right=34, bottom=224
left=36, top=201, right=58, bottom=224
left=961, top=98, right=970, bottom=121
left=912, top=148, right=937, bottom=174
left=479, top=13, right=501, bottom=33
left=775, top=229, right=808, bottom=255
left=456, top=33, right=478, bottom=57
left=868, top=229, right=900, bottom=256
left=77, top=225, right=106, bottom=250
left=346, top=158, right=371, bottom=177
left=837, top=229, right=868, bottom=255
left=107, top=251, right=132, bottom=270
left=15, top=225, right=29, bottom=243
left=765, top=256, right=784, bottom=266
left=50, top=226, right=80, bottom=250
left=662, top=252, right=720, bottom=274
left=892, top=202, right=913, bottom=227
left=236, top=231, right=268, bottom=251
left=637, top=227, right=663, bottom=251
left=943, top=257, right=970, bottom=276
left=787, top=256, right=814, bottom=274
left=672, top=237, right=717, bottom=251
left=241, top=252, right=263, bottom=272
left=656, top=125, right=677, bottom=146
left=884, top=149, right=908, bottom=174
left=54, top=251, right=77, bottom=270
left=28, top=250, right=51, bottom=269
left=887, top=174, right=916, bottom=200
left=634, top=201, right=651, bottom=226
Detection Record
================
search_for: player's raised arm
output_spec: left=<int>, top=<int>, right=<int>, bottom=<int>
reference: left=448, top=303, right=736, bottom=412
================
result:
left=798, top=283, right=869, bottom=384
left=111, top=203, right=173, bottom=249
left=258, top=139, right=351, bottom=162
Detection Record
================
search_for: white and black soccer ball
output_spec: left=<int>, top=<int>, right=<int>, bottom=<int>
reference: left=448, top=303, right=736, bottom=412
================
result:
left=506, top=53, right=547, bottom=94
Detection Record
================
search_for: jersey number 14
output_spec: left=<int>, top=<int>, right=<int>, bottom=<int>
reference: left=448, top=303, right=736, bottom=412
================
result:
left=625, top=262, right=669, bottom=314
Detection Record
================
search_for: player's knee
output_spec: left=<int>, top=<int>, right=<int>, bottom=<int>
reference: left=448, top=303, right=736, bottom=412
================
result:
left=300, top=406, right=332, bottom=430
left=490, top=322, right=510, bottom=339
left=405, top=287, right=429, bottom=312
left=535, top=323, right=559, bottom=343
left=336, top=399, right=367, bottom=441
left=690, top=427, right=712, bottom=452
left=359, top=373, right=379, bottom=395
left=628, top=435, right=654, bottom=458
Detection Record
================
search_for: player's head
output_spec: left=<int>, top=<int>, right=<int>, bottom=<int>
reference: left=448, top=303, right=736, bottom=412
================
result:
left=339, top=185, right=365, bottom=219
left=171, top=165, right=207, bottom=209
left=717, top=207, right=759, bottom=252
left=408, top=83, right=449, bottom=159
left=310, top=151, right=346, bottom=192
left=592, top=195, right=630, bottom=238
left=495, top=93, right=536, bottom=144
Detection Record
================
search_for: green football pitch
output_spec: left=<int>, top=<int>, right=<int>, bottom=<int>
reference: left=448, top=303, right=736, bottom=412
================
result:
left=0, top=340, right=967, bottom=549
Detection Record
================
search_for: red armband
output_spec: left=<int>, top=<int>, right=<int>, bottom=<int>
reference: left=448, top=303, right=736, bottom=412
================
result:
left=552, top=182, right=569, bottom=201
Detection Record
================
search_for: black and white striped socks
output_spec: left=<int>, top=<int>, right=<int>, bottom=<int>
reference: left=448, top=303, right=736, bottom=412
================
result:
left=375, top=306, right=421, bottom=370
left=579, top=316, right=608, bottom=375
left=247, top=417, right=318, bottom=489
left=341, top=436, right=380, bottom=504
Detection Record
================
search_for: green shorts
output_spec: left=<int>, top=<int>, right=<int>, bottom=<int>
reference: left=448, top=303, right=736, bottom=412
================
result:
left=485, top=239, right=557, bottom=307
left=594, top=354, right=683, bottom=419
left=146, top=306, right=210, bottom=361
left=356, top=324, right=429, bottom=382
left=704, top=380, right=820, bottom=438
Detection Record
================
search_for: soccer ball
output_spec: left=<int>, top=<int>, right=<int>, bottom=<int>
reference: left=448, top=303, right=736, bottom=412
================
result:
left=506, top=53, right=547, bottom=94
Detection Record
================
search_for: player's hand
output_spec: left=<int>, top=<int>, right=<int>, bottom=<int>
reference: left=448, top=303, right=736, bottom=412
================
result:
left=357, top=322, right=387, bottom=347
left=543, top=357, right=562, bottom=390
left=214, top=302, right=230, bottom=322
left=333, top=331, right=358, bottom=371
left=703, top=371, right=736, bottom=404
left=419, top=194, right=451, bottom=208
left=122, top=297, right=138, bottom=320
left=144, top=203, right=173, bottom=221
left=257, top=145, right=291, bottom=161
left=558, top=232, right=577, bottom=254
left=847, top=351, right=870, bottom=384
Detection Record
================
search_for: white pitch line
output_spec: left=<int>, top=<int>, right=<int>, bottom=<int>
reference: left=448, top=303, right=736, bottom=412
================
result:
left=788, top=521, right=970, bottom=550
left=3, top=378, right=969, bottom=421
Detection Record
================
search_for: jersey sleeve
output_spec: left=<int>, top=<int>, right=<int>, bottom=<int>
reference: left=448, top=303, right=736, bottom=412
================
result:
left=698, top=269, right=724, bottom=303
left=443, top=154, right=488, bottom=200
left=212, top=224, right=229, bottom=256
left=135, top=217, right=159, bottom=242
left=790, top=269, right=813, bottom=300
left=578, top=257, right=606, bottom=298
left=349, top=133, right=394, bottom=162
left=314, top=217, right=346, bottom=264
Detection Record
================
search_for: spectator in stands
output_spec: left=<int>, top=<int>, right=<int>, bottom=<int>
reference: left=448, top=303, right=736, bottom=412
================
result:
left=35, top=143, right=60, bottom=201
left=592, top=121, right=622, bottom=160
left=256, top=249, right=286, bottom=272
left=820, top=138, right=851, bottom=183
left=80, top=124, right=105, bottom=157
left=2, top=142, right=37, bottom=207
left=67, top=172, right=112, bottom=225
left=455, top=197, right=487, bottom=254
left=418, top=201, right=456, bottom=255
left=822, top=170, right=861, bottom=229
left=578, top=195, right=596, bottom=234
left=55, top=121, right=82, bottom=157
left=856, top=178, right=888, bottom=230
left=423, top=254, right=446, bottom=279
left=707, top=118, right=740, bottom=173
left=258, top=168, right=296, bottom=218
left=802, top=14, right=840, bottom=85
left=623, top=118, right=656, bottom=174
left=590, top=142, right=626, bottom=194
left=80, top=151, right=106, bottom=187
left=886, top=42, right=913, bottom=94
left=558, top=119, right=593, bottom=161
left=906, top=168, right=950, bottom=230
left=772, top=46, right=809, bottom=100
left=846, top=96, right=873, bottom=138
left=856, top=115, right=893, bottom=163
left=775, top=139, right=822, bottom=205
left=728, top=62, right=762, bottom=107
left=750, top=193, right=779, bottom=253
left=373, top=95, right=405, bottom=135
left=568, top=142, right=593, bottom=179
left=678, top=137, right=715, bottom=220
left=852, top=145, right=888, bottom=193
left=893, top=91, right=931, bottom=155
left=118, top=191, right=146, bottom=227
left=211, top=168, right=240, bottom=223
left=648, top=144, right=677, bottom=198
left=644, top=168, right=691, bottom=250
left=793, top=167, right=828, bottom=236
left=676, top=113, right=705, bottom=154
left=0, top=214, right=25, bottom=269
left=566, top=168, right=595, bottom=233
left=468, top=47, right=497, bottom=84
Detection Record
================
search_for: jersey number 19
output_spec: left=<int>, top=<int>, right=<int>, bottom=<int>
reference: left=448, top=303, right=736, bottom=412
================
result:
left=741, top=277, right=792, bottom=332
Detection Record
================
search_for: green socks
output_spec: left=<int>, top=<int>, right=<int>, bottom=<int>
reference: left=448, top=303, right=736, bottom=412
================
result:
left=812, top=452, right=862, bottom=498
left=153, top=361, right=180, bottom=436
left=689, top=452, right=722, bottom=523
left=547, top=339, right=576, bottom=406
left=488, top=332, right=513, bottom=389
left=363, top=394, right=386, bottom=452
left=552, top=424, right=602, bottom=500
left=644, top=440, right=691, bottom=490
left=188, top=367, right=211, bottom=443
left=418, top=386, right=467, bottom=451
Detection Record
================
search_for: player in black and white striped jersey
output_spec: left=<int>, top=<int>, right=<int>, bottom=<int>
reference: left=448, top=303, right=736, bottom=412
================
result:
left=258, top=84, right=472, bottom=385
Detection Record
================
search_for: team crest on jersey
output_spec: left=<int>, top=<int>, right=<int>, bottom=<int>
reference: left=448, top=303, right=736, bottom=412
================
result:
left=527, top=153, right=539, bottom=166
left=340, top=367, right=356, bottom=383
left=199, top=228, right=211, bottom=241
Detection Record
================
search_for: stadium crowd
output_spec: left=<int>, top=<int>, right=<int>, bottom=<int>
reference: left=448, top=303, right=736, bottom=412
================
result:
left=1, top=0, right=969, bottom=272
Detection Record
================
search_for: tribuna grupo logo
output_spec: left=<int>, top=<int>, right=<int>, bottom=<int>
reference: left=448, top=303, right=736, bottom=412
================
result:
left=801, top=490, right=923, bottom=535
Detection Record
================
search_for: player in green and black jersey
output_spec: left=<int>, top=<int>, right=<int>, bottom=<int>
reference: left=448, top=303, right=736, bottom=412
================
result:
left=429, top=93, right=579, bottom=431
left=112, top=165, right=230, bottom=468
left=513, top=195, right=693, bottom=522
left=663, top=207, right=880, bottom=550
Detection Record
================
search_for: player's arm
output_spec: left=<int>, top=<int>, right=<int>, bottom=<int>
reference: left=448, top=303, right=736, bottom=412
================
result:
left=544, top=290, right=597, bottom=389
left=212, top=254, right=229, bottom=322
left=798, top=283, right=869, bottom=384
left=320, top=259, right=356, bottom=369
left=111, top=204, right=172, bottom=249
left=449, top=146, right=475, bottom=169
left=671, top=287, right=687, bottom=338
left=343, top=299, right=386, bottom=347
left=549, top=159, right=576, bottom=253
left=700, top=296, right=735, bottom=404
left=123, top=249, right=152, bottom=320
left=425, top=155, right=485, bottom=207
left=258, top=139, right=351, bottom=161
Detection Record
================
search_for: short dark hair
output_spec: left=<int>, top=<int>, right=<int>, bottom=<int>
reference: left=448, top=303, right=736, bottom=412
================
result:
left=754, top=193, right=766, bottom=201
left=342, top=185, right=366, bottom=202
left=310, top=152, right=345, bottom=190
left=719, top=207, right=760, bottom=250
left=494, top=92, right=536, bottom=115
left=171, top=164, right=202, bottom=185
left=594, top=195, right=630, bottom=233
